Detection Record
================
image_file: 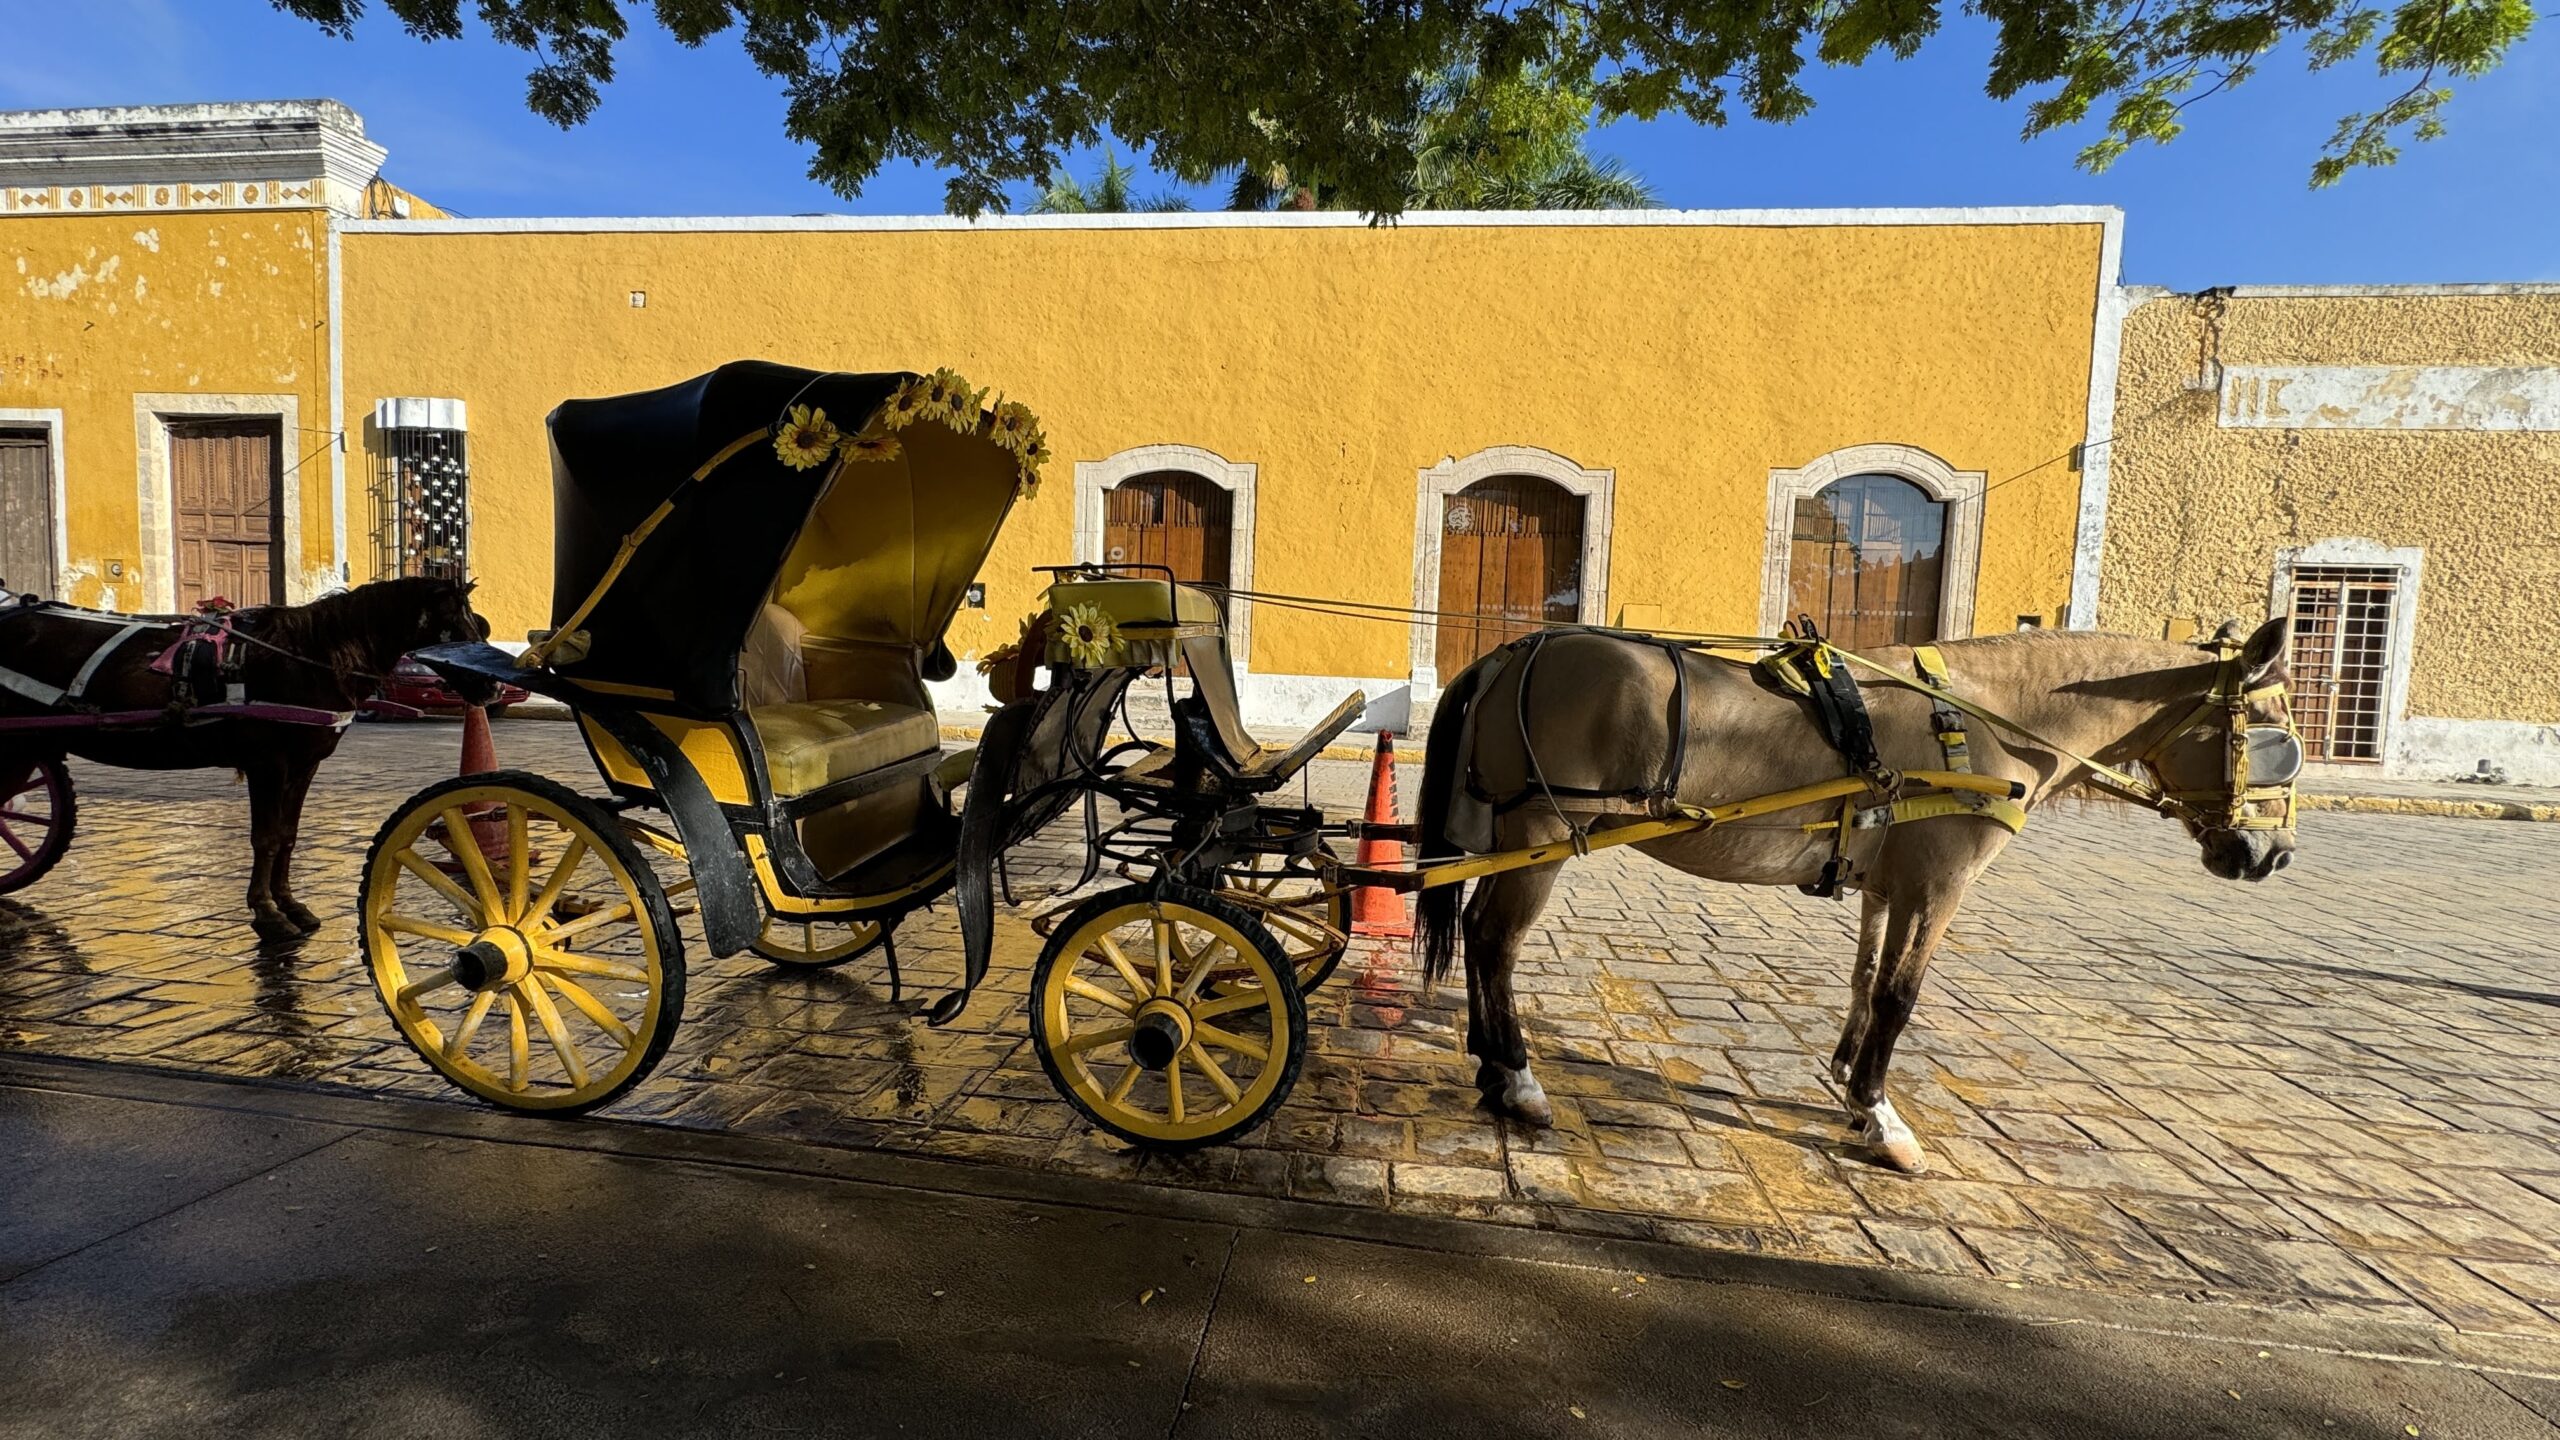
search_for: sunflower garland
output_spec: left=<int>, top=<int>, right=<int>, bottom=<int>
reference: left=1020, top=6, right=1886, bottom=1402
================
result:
left=773, top=405, right=842, bottom=470
left=776, top=370, right=1044, bottom=493
left=1055, top=603, right=1119, bottom=668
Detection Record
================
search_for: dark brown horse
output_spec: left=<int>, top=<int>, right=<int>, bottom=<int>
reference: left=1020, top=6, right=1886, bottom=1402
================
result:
left=0, top=577, right=486, bottom=936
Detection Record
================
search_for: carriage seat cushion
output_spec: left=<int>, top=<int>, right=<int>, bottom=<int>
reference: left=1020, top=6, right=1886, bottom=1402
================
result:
left=750, top=700, right=940, bottom=796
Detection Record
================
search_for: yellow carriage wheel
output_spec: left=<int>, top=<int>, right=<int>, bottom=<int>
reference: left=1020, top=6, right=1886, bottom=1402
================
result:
left=1213, top=848, right=1350, bottom=993
left=359, top=770, right=684, bottom=1116
left=750, top=914, right=887, bottom=969
left=1030, top=885, right=1306, bottom=1151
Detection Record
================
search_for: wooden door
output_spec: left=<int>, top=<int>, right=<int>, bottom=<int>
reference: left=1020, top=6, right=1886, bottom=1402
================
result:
left=1787, top=474, right=1946, bottom=648
left=0, top=429, right=52, bottom=599
left=1435, top=475, right=1583, bottom=679
left=169, top=417, right=283, bottom=610
left=1102, top=472, right=1232, bottom=586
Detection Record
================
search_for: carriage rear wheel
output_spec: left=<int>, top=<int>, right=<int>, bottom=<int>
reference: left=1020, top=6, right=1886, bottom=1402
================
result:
left=360, top=770, right=684, bottom=1115
left=1030, top=884, right=1306, bottom=1152
left=0, top=757, right=75, bottom=896
left=751, top=914, right=888, bottom=969
left=1212, top=848, right=1350, bottom=993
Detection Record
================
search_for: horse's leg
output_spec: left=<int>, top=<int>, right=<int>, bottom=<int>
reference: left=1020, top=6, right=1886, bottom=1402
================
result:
left=242, top=761, right=296, bottom=936
left=1463, top=862, right=1562, bottom=1125
left=1830, top=890, right=1890, bottom=1085
left=270, top=755, right=322, bottom=933
left=1844, top=877, right=1968, bottom=1174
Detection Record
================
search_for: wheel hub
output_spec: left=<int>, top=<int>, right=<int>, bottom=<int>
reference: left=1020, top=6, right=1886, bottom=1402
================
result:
left=452, top=926, right=534, bottom=993
left=1128, top=999, right=1194, bottom=1071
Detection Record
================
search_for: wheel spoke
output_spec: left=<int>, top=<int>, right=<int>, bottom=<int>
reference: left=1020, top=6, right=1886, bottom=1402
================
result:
left=0, top=820, right=28, bottom=861
left=1061, top=974, right=1135, bottom=1016
left=503, top=992, right=530, bottom=1092
left=1056, top=1022, right=1134, bottom=1058
left=504, top=804, right=531, bottom=922
left=446, top=990, right=496, bottom=1061
left=1166, top=1052, right=1185, bottom=1123
left=533, top=947, right=647, bottom=984
left=1152, top=916, right=1176, bottom=997
left=395, top=967, right=461, bottom=1007
left=0, top=808, right=45, bottom=824
left=1185, top=1042, right=1243, bottom=1104
left=1191, top=989, right=1278, bottom=1022
left=439, top=807, right=505, bottom=915
left=538, top=898, right=637, bottom=947
left=395, top=846, right=484, bottom=924
left=1105, top=1062, right=1143, bottom=1107
left=519, top=976, right=588, bottom=1090
left=543, top=972, right=634, bottom=1047
left=522, top=836, right=589, bottom=927
left=378, top=912, right=477, bottom=948
left=1175, top=937, right=1233, bottom=1004
left=1092, top=934, right=1149, bottom=1003
left=1195, top=1022, right=1269, bottom=1061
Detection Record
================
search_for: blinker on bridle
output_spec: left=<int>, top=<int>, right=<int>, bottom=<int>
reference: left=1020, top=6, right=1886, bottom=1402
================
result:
left=2133, top=638, right=2303, bottom=834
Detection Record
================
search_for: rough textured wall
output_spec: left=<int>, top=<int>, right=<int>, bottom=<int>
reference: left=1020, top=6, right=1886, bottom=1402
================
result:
left=2101, top=292, right=2560, bottom=721
left=1, top=210, right=334, bottom=607
left=343, top=222, right=2106, bottom=674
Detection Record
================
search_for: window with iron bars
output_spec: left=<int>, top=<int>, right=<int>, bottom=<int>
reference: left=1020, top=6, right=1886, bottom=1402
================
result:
left=2284, top=564, right=2400, bottom=763
left=372, top=427, right=469, bottom=581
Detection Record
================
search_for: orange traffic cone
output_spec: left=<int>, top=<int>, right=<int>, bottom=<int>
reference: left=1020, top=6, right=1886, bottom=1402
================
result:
left=1351, top=730, right=1413, bottom=939
left=458, top=702, right=510, bottom=862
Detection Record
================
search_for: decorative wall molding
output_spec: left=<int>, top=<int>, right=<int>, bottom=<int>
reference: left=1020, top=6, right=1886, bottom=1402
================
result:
left=1759, top=442, right=1985, bottom=639
left=1408, top=445, right=1615, bottom=694
left=1072, top=444, right=1259, bottom=669
left=0, top=101, right=385, bottom=217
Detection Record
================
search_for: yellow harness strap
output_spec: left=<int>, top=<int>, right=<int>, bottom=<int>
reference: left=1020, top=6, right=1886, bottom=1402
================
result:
left=1912, top=646, right=1973, bottom=774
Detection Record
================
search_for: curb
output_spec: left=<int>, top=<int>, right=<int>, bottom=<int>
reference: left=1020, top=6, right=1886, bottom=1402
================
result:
left=2300, top=793, right=2560, bottom=823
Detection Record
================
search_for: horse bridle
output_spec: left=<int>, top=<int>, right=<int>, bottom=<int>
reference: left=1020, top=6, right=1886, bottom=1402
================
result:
left=2121, top=640, right=2304, bottom=833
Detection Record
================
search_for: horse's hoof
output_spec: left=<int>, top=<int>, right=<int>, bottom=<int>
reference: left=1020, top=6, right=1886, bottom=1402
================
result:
left=251, top=914, right=300, bottom=940
left=1493, top=1067, right=1553, bottom=1126
left=282, top=906, right=323, bottom=934
left=1874, top=1136, right=1930, bottom=1174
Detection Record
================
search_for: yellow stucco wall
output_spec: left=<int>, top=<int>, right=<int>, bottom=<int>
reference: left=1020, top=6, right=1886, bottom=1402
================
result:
left=340, top=219, right=2109, bottom=675
left=1, top=208, right=336, bottom=608
left=2100, top=291, right=2560, bottom=721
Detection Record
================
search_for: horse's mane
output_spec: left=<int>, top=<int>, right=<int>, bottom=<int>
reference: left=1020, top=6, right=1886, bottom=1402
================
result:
left=253, top=576, right=458, bottom=689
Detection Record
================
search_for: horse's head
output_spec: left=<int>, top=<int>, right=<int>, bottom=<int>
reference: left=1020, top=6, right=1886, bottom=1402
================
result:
left=2143, top=616, right=2301, bottom=882
left=410, top=576, right=490, bottom=650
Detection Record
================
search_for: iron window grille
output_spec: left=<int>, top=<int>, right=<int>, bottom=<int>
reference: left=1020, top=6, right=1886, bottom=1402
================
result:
left=372, top=426, right=470, bottom=582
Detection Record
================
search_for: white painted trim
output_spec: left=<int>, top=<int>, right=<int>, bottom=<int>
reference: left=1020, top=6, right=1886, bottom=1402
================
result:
left=2270, top=538, right=2424, bottom=776
left=2218, top=283, right=2560, bottom=298
left=2391, top=716, right=2560, bottom=787
left=1409, top=445, right=1615, bottom=695
left=2067, top=213, right=2128, bottom=629
left=0, top=407, right=68, bottom=600
left=132, top=394, right=304, bottom=612
left=326, top=218, right=346, bottom=584
left=1072, top=444, right=1258, bottom=668
left=338, top=205, right=2125, bottom=236
left=1759, top=444, right=1984, bottom=639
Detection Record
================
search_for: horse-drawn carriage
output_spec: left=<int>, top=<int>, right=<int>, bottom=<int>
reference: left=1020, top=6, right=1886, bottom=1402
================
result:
left=363, top=359, right=2307, bottom=1169
left=362, top=361, right=1365, bottom=1147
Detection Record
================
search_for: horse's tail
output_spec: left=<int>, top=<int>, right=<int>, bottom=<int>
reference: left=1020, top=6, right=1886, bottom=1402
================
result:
left=1416, top=656, right=1483, bottom=988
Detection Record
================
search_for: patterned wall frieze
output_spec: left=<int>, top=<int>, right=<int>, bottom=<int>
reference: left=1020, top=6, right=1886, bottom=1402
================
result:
left=3, top=176, right=337, bottom=216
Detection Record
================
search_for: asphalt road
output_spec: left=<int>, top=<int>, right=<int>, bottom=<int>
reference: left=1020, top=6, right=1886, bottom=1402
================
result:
left=3, top=1055, right=2555, bottom=1439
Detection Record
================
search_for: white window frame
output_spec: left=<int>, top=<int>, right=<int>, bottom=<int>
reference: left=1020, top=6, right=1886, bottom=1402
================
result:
left=1408, top=445, right=1614, bottom=694
left=0, top=407, right=68, bottom=600
left=1759, top=442, right=1984, bottom=640
left=1073, top=444, right=1258, bottom=670
left=2270, top=537, right=2424, bottom=774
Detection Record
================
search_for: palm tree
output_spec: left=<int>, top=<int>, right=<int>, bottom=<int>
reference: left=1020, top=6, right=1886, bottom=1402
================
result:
left=1031, top=150, right=1193, bottom=214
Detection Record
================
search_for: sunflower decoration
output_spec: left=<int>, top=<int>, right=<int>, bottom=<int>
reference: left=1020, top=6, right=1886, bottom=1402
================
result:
left=879, top=378, right=937, bottom=432
left=1054, top=602, right=1119, bottom=668
left=924, top=367, right=986, bottom=423
left=774, top=405, right=842, bottom=471
left=841, top=424, right=902, bottom=464
left=1014, top=435, right=1052, bottom=497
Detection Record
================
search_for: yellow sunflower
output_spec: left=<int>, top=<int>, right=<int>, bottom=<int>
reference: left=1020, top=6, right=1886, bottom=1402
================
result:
left=879, top=380, right=936, bottom=431
left=774, top=405, right=841, bottom=470
left=987, top=399, right=1041, bottom=452
left=1015, top=435, right=1051, bottom=496
left=1055, top=602, right=1119, bottom=667
left=842, top=428, right=902, bottom=464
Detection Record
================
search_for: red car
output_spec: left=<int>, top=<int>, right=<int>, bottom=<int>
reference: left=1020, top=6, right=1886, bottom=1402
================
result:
left=361, top=654, right=530, bottom=720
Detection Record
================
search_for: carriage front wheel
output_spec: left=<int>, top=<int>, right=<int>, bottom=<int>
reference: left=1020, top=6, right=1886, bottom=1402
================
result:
left=0, top=757, right=75, bottom=896
left=1030, top=884, right=1307, bottom=1152
left=359, top=770, right=684, bottom=1115
left=751, top=914, right=887, bottom=969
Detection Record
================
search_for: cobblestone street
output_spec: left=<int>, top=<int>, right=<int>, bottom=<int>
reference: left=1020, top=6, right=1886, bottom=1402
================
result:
left=4, top=720, right=2557, bottom=1344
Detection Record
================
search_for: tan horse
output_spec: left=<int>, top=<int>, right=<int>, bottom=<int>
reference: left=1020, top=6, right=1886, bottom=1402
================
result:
left=1415, top=620, right=2296, bottom=1174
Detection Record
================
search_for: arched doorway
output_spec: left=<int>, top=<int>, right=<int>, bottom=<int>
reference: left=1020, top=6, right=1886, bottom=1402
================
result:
left=1103, top=471, right=1233, bottom=589
left=1434, top=474, right=1585, bottom=678
left=1786, top=473, right=1947, bottom=648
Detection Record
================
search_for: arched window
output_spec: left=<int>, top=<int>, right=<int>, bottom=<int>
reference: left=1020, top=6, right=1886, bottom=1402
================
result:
left=1101, top=471, right=1232, bottom=589
left=1786, top=473, right=1947, bottom=648
left=1434, top=474, right=1586, bottom=678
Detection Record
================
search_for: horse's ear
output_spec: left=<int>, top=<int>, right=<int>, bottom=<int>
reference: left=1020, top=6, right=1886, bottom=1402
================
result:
left=2240, top=616, right=2288, bottom=684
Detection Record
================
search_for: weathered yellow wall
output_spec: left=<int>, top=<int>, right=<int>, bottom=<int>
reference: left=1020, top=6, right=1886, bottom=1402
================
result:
left=2101, top=291, right=2560, bottom=721
left=1, top=208, right=335, bottom=607
left=341, top=221, right=2108, bottom=674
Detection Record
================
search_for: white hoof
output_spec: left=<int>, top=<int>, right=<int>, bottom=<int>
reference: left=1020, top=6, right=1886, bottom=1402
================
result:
left=1501, top=1066, right=1554, bottom=1126
left=1856, top=1097, right=1929, bottom=1175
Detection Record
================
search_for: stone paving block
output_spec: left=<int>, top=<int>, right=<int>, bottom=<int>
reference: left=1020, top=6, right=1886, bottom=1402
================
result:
left=1288, top=1154, right=1390, bottom=1206
left=2358, top=1252, right=2560, bottom=1337
left=1958, top=1227, right=2093, bottom=1286
left=1859, top=1219, right=1986, bottom=1276
left=2162, top=1233, right=2404, bottom=1304
left=2007, top=1143, right=2218, bottom=1199
left=1579, top=1159, right=1779, bottom=1227
left=1390, top=1163, right=1511, bottom=1202
left=1846, top=1172, right=2043, bottom=1231
left=1506, top=1151, right=1582, bottom=1206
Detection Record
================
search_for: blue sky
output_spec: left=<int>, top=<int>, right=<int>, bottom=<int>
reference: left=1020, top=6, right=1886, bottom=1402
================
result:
left=4, top=0, right=2551, bottom=288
